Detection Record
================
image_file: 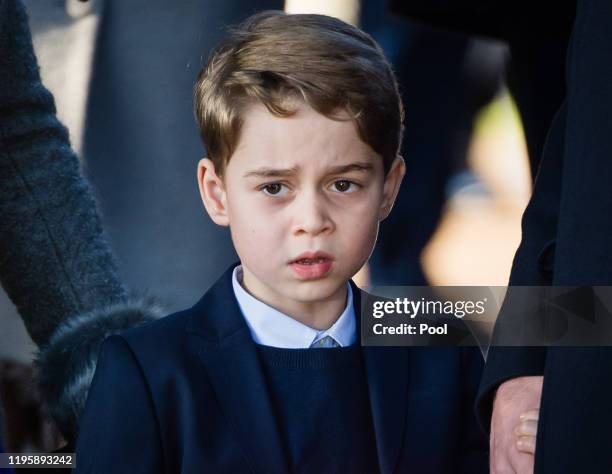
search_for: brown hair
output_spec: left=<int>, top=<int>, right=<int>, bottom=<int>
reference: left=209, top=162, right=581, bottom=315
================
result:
left=194, top=10, right=403, bottom=176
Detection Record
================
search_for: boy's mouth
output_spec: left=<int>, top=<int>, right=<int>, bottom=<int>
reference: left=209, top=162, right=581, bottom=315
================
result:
left=289, top=252, right=334, bottom=279
left=292, top=257, right=329, bottom=265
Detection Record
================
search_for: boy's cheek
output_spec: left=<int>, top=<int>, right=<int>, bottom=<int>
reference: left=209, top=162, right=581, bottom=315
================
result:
left=231, top=220, right=284, bottom=258
left=343, top=219, right=379, bottom=257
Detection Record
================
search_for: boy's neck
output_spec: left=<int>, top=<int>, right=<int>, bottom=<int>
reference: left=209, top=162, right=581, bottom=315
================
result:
left=239, top=267, right=349, bottom=331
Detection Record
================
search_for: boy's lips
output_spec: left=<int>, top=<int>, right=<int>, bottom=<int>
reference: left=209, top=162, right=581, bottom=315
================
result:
left=288, top=251, right=334, bottom=280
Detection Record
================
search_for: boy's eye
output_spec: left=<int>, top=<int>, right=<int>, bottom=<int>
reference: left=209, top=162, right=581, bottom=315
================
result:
left=330, top=180, right=359, bottom=193
left=261, top=183, right=289, bottom=196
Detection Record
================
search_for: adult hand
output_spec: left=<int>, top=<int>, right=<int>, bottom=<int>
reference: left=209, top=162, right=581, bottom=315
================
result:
left=490, top=376, right=543, bottom=474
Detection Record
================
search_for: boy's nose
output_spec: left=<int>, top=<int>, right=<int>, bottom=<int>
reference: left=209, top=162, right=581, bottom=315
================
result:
left=291, top=193, right=334, bottom=237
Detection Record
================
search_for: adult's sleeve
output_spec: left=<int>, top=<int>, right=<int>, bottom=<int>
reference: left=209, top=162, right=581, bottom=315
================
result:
left=476, top=348, right=546, bottom=433
left=476, top=103, right=569, bottom=432
left=74, top=336, right=165, bottom=474
left=0, top=0, right=127, bottom=346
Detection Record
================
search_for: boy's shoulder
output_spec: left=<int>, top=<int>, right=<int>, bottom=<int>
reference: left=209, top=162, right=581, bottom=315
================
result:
left=120, top=306, right=193, bottom=345
left=113, top=306, right=199, bottom=370
left=114, top=264, right=242, bottom=365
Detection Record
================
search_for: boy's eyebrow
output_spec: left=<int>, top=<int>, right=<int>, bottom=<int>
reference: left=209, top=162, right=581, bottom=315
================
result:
left=243, top=162, right=375, bottom=179
left=327, top=162, right=375, bottom=174
left=243, top=167, right=299, bottom=179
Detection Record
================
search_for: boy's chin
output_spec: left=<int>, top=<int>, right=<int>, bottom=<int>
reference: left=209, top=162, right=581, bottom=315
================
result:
left=287, top=277, right=348, bottom=302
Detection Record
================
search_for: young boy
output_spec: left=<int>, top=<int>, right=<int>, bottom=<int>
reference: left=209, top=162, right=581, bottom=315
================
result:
left=75, top=11, right=487, bottom=473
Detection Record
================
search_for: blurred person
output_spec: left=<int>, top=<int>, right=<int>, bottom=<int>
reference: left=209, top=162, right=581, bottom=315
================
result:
left=0, top=0, right=161, bottom=448
left=75, top=12, right=487, bottom=472
left=361, top=0, right=505, bottom=286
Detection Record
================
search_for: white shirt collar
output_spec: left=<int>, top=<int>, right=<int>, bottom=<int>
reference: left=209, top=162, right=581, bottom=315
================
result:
left=231, top=265, right=356, bottom=348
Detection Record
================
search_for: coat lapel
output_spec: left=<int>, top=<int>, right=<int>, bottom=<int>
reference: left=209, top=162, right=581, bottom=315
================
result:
left=186, top=264, right=288, bottom=474
left=354, top=283, right=411, bottom=474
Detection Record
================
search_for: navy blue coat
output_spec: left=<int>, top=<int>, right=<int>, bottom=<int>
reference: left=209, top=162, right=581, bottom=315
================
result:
left=477, top=1, right=612, bottom=471
left=75, top=265, right=487, bottom=473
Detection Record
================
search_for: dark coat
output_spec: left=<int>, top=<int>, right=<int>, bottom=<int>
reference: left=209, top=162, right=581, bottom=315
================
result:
left=75, top=265, right=487, bottom=473
left=477, top=0, right=612, bottom=472
left=0, top=0, right=162, bottom=441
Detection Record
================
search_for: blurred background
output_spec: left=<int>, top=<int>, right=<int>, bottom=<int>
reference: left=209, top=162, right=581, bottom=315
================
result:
left=1, top=0, right=537, bottom=457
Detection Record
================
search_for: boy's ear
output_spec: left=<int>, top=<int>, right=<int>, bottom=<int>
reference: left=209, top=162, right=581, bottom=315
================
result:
left=379, top=155, right=406, bottom=221
left=197, top=158, right=229, bottom=226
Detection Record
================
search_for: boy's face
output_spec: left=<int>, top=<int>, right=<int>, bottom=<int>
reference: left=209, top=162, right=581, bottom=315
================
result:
left=198, top=103, right=404, bottom=319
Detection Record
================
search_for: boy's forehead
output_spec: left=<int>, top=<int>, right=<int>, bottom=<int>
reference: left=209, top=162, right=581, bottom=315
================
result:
left=230, top=103, right=381, bottom=174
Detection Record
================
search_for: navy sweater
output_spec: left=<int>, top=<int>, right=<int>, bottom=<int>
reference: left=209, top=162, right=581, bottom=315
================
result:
left=257, top=344, right=379, bottom=473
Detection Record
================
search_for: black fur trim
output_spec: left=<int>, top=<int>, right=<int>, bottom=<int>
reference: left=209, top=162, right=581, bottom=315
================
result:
left=35, top=299, right=164, bottom=442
